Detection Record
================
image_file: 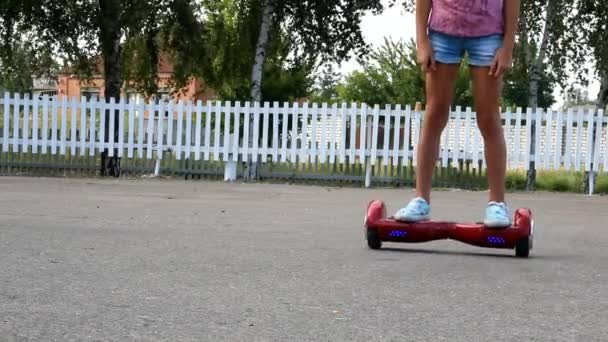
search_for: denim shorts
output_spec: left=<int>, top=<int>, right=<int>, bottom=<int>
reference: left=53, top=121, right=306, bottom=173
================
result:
left=428, top=30, right=503, bottom=67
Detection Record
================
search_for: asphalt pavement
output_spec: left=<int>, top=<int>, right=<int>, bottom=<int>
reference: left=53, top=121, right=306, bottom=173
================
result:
left=0, top=177, right=606, bottom=341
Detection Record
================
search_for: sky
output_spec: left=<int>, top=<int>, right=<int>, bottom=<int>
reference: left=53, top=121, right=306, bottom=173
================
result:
left=339, top=3, right=601, bottom=109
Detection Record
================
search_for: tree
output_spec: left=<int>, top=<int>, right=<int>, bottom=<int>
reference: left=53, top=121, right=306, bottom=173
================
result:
left=201, top=0, right=314, bottom=102
left=205, top=0, right=386, bottom=179
left=577, top=0, right=608, bottom=109
left=310, top=64, right=342, bottom=104
left=502, top=43, right=555, bottom=109
left=0, top=41, right=58, bottom=93
left=249, top=0, right=384, bottom=102
left=3, top=0, right=206, bottom=177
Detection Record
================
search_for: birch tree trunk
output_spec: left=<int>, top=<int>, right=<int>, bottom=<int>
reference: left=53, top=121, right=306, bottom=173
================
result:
left=599, top=71, right=608, bottom=110
left=528, top=0, right=553, bottom=109
left=250, top=0, right=275, bottom=102
left=524, top=0, right=554, bottom=189
left=245, top=0, right=275, bottom=181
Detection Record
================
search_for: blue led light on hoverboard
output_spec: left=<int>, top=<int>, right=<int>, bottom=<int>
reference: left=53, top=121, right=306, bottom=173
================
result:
left=487, top=236, right=506, bottom=244
left=389, top=230, right=408, bottom=238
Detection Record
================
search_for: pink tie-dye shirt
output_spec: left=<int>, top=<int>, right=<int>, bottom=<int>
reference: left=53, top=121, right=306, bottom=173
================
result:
left=429, top=0, right=504, bottom=37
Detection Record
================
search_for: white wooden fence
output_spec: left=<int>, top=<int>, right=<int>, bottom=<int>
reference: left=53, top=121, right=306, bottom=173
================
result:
left=1, top=92, right=607, bottom=192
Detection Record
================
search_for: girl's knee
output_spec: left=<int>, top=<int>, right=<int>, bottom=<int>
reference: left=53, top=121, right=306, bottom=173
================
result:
left=476, top=112, right=502, bottom=137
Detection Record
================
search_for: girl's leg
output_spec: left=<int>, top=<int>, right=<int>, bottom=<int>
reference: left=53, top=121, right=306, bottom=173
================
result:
left=470, top=66, right=506, bottom=203
left=415, top=63, right=460, bottom=202
left=394, top=63, right=459, bottom=222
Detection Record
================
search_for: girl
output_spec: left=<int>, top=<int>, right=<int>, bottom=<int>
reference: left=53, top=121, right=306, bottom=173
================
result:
left=394, top=0, right=520, bottom=227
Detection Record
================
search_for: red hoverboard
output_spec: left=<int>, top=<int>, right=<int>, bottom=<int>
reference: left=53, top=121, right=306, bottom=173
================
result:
left=364, top=200, right=534, bottom=257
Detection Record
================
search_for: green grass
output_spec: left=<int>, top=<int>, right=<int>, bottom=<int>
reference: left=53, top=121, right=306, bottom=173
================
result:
left=594, top=173, right=608, bottom=194
left=536, top=170, right=585, bottom=193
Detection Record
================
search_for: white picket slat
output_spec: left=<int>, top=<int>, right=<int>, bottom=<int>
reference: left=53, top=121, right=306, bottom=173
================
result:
left=32, top=95, right=39, bottom=153
left=272, top=102, right=279, bottom=162
left=554, top=110, right=563, bottom=169
left=463, top=107, right=472, bottom=162
left=370, top=104, right=380, bottom=166
left=513, top=108, right=522, bottom=168
left=593, top=111, right=603, bottom=172
left=382, top=105, right=391, bottom=166
left=117, top=98, right=125, bottom=157
left=195, top=100, right=203, bottom=161
left=204, top=101, right=212, bottom=160
left=565, top=108, right=573, bottom=169
left=543, top=109, right=553, bottom=169
left=108, top=99, right=116, bottom=157
left=137, top=99, right=145, bottom=158
left=156, top=101, right=165, bottom=159
left=281, top=102, right=289, bottom=163
left=452, top=106, right=462, bottom=164
left=127, top=98, right=135, bottom=158
left=80, top=96, right=87, bottom=156
left=575, top=109, right=583, bottom=171
left=299, top=104, right=307, bottom=162
left=359, top=104, right=367, bottom=165
left=472, top=112, right=480, bottom=168
left=51, top=96, right=58, bottom=154
left=252, top=102, right=260, bottom=163
left=214, top=101, right=221, bottom=161
left=22, top=94, right=30, bottom=151
left=604, top=110, right=608, bottom=171
left=534, top=109, right=542, bottom=169
left=174, top=101, right=183, bottom=160
left=89, top=99, right=96, bottom=156
left=310, top=103, right=318, bottom=162
left=60, top=97, right=68, bottom=155
left=524, top=108, right=532, bottom=169
left=339, top=103, right=347, bottom=164
left=261, top=102, right=270, bottom=160
left=146, top=102, right=154, bottom=160
left=349, top=103, right=357, bottom=163
left=319, top=103, right=328, bottom=162
left=186, top=102, right=193, bottom=158
left=585, top=110, right=595, bottom=172
left=233, top=101, right=242, bottom=162
left=70, top=97, right=77, bottom=154
left=403, top=105, right=411, bottom=161
left=12, top=95, right=20, bottom=152
left=290, top=102, right=298, bottom=163
left=2, top=93, right=9, bottom=152
left=240, top=102, right=250, bottom=162
left=222, top=102, right=231, bottom=162
left=329, top=103, right=338, bottom=164
left=392, top=105, right=402, bottom=166
left=412, top=109, right=421, bottom=166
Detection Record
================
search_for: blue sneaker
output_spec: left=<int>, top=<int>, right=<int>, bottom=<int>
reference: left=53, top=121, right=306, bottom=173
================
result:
left=394, top=197, right=430, bottom=222
left=484, top=202, right=511, bottom=228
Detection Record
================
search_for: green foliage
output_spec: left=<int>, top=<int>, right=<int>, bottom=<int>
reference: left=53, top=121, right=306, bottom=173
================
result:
left=0, top=41, right=58, bottom=93
left=502, top=42, right=556, bottom=109
left=201, top=0, right=315, bottom=102
left=336, top=38, right=473, bottom=108
left=595, top=173, right=608, bottom=194
left=506, top=170, right=528, bottom=191
left=536, top=170, right=584, bottom=193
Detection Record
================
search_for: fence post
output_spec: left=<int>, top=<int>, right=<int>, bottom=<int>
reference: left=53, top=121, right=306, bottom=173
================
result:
left=154, top=158, right=161, bottom=177
left=365, top=108, right=372, bottom=188
left=526, top=108, right=537, bottom=191
left=585, top=108, right=601, bottom=195
left=224, top=133, right=237, bottom=181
